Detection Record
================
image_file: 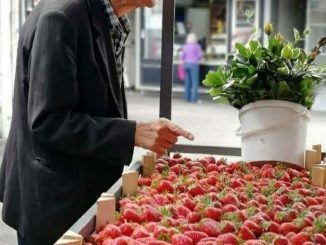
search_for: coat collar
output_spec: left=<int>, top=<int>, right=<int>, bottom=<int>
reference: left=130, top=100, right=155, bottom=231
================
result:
left=85, top=0, right=124, bottom=117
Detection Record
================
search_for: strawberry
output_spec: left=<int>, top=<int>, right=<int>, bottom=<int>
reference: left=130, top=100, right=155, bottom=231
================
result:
left=219, top=220, right=236, bottom=233
left=168, top=158, right=178, bottom=167
left=170, top=164, right=182, bottom=175
left=142, top=205, right=162, bottom=222
left=204, top=156, right=216, bottom=165
left=244, top=240, right=267, bottom=245
left=207, top=175, right=218, bottom=185
left=290, top=232, right=310, bottom=245
left=171, top=234, right=193, bottom=245
left=203, top=207, right=222, bottom=221
left=173, top=152, right=182, bottom=159
left=187, top=212, right=201, bottom=223
left=153, top=225, right=170, bottom=240
left=273, top=236, right=289, bottom=245
left=206, top=164, right=219, bottom=173
left=174, top=205, right=192, bottom=218
left=182, top=197, right=196, bottom=211
left=222, top=204, right=238, bottom=213
left=157, top=180, right=175, bottom=193
left=153, top=194, right=170, bottom=205
left=199, top=218, right=220, bottom=237
left=184, top=231, right=208, bottom=243
left=138, top=177, right=152, bottom=186
left=121, top=208, right=142, bottom=223
left=119, top=223, right=135, bottom=236
left=239, top=226, right=256, bottom=240
left=267, top=221, right=281, bottom=234
left=147, top=241, right=172, bottom=245
left=314, top=233, right=326, bottom=244
left=261, top=167, right=275, bottom=178
left=188, top=184, right=205, bottom=197
left=131, top=227, right=150, bottom=239
left=243, top=220, right=263, bottom=236
left=280, top=223, right=300, bottom=235
left=220, top=193, right=239, bottom=206
left=216, top=233, right=238, bottom=244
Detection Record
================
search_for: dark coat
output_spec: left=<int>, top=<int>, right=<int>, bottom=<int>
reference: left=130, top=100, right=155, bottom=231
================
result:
left=0, top=0, right=136, bottom=244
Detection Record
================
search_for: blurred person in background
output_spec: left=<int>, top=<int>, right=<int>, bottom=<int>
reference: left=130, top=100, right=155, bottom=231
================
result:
left=181, top=33, right=203, bottom=103
left=0, top=0, right=194, bottom=245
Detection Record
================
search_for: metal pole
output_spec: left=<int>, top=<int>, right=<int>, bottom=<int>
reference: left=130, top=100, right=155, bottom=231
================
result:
left=226, top=0, right=233, bottom=54
left=159, top=0, right=175, bottom=119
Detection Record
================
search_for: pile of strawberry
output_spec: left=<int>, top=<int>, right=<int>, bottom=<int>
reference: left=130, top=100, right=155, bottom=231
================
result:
left=87, top=154, right=326, bottom=245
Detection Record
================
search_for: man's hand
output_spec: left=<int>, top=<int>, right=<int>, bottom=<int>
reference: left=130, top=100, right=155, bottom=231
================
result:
left=135, top=118, right=194, bottom=156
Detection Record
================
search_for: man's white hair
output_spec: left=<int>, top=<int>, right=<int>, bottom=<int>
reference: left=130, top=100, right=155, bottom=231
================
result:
left=187, top=33, right=198, bottom=43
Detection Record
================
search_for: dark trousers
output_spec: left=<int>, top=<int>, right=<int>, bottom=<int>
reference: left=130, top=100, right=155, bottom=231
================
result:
left=17, top=233, right=25, bottom=245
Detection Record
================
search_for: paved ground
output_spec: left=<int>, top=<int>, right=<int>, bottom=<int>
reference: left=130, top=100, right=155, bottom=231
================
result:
left=0, top=89, right=326, bottom=243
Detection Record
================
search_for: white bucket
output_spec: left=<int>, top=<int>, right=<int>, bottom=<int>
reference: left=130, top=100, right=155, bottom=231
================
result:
left=236, top=100, right=311, bottom=167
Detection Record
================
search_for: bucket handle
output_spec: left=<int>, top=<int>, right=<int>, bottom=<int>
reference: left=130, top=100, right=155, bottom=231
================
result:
left=236, top=110, right=310, bottom=139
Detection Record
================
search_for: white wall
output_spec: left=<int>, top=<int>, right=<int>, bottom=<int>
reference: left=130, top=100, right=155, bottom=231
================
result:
left=0, top=0, right=18, bottom=137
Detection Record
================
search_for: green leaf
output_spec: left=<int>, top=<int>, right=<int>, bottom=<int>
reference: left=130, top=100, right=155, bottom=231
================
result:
left=277, top=66, right=290, bottom=76
left=281, top=45, right=293, bottom=60
left=248, top=65, right=256, bottom=75
left=269, top=37, right=280, bottom=53
left=291, top=48, right=301, bottom=59
left=235, top=43, right=251, bottom=58
left=294, top=28, right=301, bottom=41
left=249, top=40, right=260, bottom=53
left=303, top=28, right=311, bottom=37
left=277, top=81, right=293, bottom=98
left=209, top=88, right=222, bottom=97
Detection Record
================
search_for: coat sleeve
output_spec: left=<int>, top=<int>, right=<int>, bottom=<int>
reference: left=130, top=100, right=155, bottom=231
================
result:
left=27, top=10, right=136, bottom=164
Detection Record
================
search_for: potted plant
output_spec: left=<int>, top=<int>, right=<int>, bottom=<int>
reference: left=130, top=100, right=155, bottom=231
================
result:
left=203, top=23, right=326, bottom=166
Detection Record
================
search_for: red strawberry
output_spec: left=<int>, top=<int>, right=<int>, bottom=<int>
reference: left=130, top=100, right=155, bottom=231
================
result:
left=280, top=223, right=300, bottom=235
left=222, top=204, right=238, bottom=213
left=153, top=225, right=170, bottom=240
left=168, top=158, right=178, bottom=167
left=220, top=193, right=239, bottom=206
left=267, top=221, right=281, bottom=234
left=157, top=180, right=174, bottom=193
left=219, top=220, right=236, bottom=233
left=142, top=205, right=162, bottom=222
left=290, top=232, right=310, bottom=245
left=314, top=233, right=326, bottom=244
left=199, top=159, right=210, bottom=167
left=203, top=207, right=222, bottom=221
left=206, top=164, right=219, bottom=173
left=96, top=224, right=122, bottom=242
left=244, top=174, right=255, bottom=181
left=138, top=177, right=152, bottom=186
left=171, top=234, right=193, bottom=245
left=188, top=184, right=205, bottom=197
left=207, top=175, right=218, bottom=185
left=147, top=241, right=172, bottom=245
left=184, top=231, right=208, bottom=243
left=273, top=236, right=289, bottom=245
left=244, top=240, right=266, bottom=245
left=187, top=212, right=201, bottom=223
left=170, top=164, right=182, bottom=174
left=239, top=226, right=256, bottom=240
left=153, top=194, right=170, bottom=205
left=204, top=156, right=216, bottom=164
left=173, top=152, right=182, bottom=159
left=131, top=227, right=150, bottom=239
left=174, top=205, right=192, bottom=218
left=182, top=197, right=196, bottom=211
left=261, top=167, right=275, bottom=178
left=121, top=208, right=142, bottom=223
left=243, top=220, right=263, bottom=236
left=216, top=233, right=238, bottom=244
left=119, top=223, right=135, bottom=236
left=199, top=218, right=220, bottom=237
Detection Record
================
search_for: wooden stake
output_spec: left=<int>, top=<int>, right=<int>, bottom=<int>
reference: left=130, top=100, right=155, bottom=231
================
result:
left=142, top=154, right=156, bottom=177
left=54, top=239, right=82, bottom=245
left=96, top=196, right=116, bottom=232
left=122, top=170, right=139, bottom=196
left=312, top=166, right=326, bottom=187
left=313, top=144, right=322, bottom=164
left=305, top=149, right=317, bottom=171
left=100, top=192, right=114, bottom=198
left=62, top=231, right=83, bottom=241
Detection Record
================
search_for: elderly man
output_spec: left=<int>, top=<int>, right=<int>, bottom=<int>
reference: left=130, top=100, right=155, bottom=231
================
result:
left=0, top=0, right=194, bottom=244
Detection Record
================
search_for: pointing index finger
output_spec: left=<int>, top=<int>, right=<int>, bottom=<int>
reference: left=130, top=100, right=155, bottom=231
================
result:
left=164, top=121, right=195, bottom=141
